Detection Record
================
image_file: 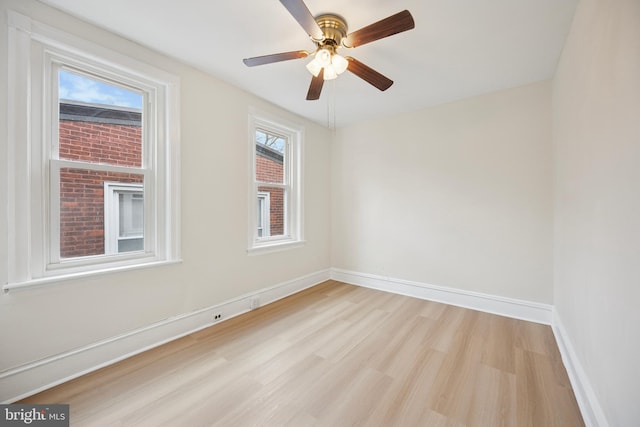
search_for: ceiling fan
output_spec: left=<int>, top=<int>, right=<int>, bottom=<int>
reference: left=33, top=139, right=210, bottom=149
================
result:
left=243, top=0, right=415, bottom=100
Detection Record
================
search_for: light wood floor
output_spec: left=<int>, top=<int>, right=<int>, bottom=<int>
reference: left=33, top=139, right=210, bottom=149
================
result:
left=21, top=281, right=584, bottom=426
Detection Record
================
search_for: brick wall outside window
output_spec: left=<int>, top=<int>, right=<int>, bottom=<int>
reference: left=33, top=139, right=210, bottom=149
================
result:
left=58, top=103, right=142, bottom=258
left=256, top=154, right=284, bottom=236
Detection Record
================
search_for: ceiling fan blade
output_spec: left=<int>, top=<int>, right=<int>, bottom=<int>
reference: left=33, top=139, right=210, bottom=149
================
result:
left=343, top=10, right=415, bottom=48
left=306, top=69, right=324, bottom=100
left=243, top=50, right=309, bottom=67
left=280, top=0, right=324, bottom=41
left=346, top=57, right=393, bottom=91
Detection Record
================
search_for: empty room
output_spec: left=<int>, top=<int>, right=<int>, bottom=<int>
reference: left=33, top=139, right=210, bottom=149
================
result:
left=0, top=0, right=638, bottom=426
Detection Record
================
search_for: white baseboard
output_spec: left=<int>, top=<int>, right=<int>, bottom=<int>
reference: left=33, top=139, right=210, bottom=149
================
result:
left=552, top=310, right=609, bottom=427
left=330, top=268, right=553, bottom=324
left=1, top=269, right=330, bottom=403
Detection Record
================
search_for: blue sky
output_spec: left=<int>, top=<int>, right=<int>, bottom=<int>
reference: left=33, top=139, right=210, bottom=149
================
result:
left=59, top=69, right=143, bottom=109
left=256, top=129, right=286, bottom=153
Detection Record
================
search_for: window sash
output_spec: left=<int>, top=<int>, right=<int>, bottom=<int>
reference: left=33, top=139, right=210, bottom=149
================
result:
left=46, top=57, right=155, bottom=267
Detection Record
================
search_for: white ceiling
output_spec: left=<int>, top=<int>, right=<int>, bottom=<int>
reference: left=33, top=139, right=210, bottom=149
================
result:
left=39, top=0, right=578, bottom=128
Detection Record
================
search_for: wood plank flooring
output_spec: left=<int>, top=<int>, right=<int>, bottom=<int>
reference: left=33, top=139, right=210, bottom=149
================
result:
left=20, top=280, right=584, bottom=426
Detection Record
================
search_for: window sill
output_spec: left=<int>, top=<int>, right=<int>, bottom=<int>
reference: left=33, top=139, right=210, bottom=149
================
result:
left=3, top=259, right=183, bottom=293
left=247, top=240, right=306, bottom=256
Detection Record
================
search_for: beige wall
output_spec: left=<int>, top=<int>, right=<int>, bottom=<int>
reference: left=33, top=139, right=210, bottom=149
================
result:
left=0, top=0, right=332, bottom=373
left=552, top=0, right=640, bottom=425
left=332, top=81, right=553, bottom=303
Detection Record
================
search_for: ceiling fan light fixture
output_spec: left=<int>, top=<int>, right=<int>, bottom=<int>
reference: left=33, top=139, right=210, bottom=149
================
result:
left=306, top=58, right=323, bottom=77
left=331, top=53, right=348, bottom=75
left=323, top=64, right=338, bottom=80
left=315, top=48, right=333, bottom=67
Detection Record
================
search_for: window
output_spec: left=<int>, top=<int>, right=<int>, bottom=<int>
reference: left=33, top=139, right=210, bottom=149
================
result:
left=104, top=183, right=144, bottom=254
left=257, top=192, right=271, bottom=238
left=5, top=11, right=181, bottom=290
left=248, top=111, right=304, bottom=254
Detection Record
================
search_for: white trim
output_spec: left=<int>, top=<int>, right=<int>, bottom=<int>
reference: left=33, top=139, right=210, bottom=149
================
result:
left=330, top=268, right=553, bottom=325
left=0, top=269, right=330, bottom=403
left=3, top=259, right=183, bottom=293
left=552, top=309, right=610, bottom=427
left=247, top=240, right=306, bottom=256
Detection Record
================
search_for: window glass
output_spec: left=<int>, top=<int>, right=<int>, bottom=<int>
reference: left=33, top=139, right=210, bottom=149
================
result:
left=257, top=192, right=270, bottom=238
left=117, top=191, right=144, bottom=252
left=58, top=69, right=143, bottom=168
left=59, top=168, right=144, bottom=258
left=257, top=186, right=286, bottom=237
left=57, top=69, right=145, bottom=260
left=255, top=129, right=285, bottom=184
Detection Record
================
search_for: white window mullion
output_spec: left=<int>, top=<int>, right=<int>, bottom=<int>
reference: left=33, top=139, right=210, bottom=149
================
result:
left=54, top=159, right=148, bottom=176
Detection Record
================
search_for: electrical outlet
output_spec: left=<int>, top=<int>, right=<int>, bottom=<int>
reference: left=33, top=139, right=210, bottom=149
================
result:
left=212, top=313, right=222, bottom=321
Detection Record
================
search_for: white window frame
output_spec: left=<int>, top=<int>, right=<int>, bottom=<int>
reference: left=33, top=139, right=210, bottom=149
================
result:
left=247, top=109, right=304, bottom=255
left=4, top=11, right=181, bottom=291
left=104, top=182, right=144, bottom=255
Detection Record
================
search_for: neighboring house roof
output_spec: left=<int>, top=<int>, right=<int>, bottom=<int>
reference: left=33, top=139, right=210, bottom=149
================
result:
left=256, top=143, right=283, bottom=164
left=59, top=100, right=141, bottom=126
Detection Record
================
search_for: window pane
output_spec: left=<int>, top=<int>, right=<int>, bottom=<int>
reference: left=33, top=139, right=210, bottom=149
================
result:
left=118, top=238, right=143, bottom=253
left=58, top=69, right=143, bottom=167
left=60, top=168, right=143, bottom=259
left=257, top=192, right=270, bottom=238
left=257, top=197, right=264, bottom=237
left=119, top=192, right=144, bottom=238
left=255, top=130, right=285, bottom=184
left=257, top=186, right=285, bottom=237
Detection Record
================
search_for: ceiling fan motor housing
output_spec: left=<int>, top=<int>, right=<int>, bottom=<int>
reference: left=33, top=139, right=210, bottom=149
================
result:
left=315, top=14, right=348, bottom=48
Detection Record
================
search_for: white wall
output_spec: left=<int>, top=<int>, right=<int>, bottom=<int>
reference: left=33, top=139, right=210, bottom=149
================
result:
left=552, top=0, right=640, bottom=425
left=332, top=82, right=553, bottom=303
left=0, top=0, right=331, bottom=394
